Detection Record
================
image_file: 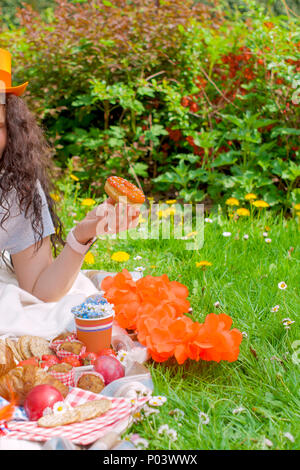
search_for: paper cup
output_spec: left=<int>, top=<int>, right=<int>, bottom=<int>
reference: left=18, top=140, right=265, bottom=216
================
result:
left=74, top=314, right=114, bottom=354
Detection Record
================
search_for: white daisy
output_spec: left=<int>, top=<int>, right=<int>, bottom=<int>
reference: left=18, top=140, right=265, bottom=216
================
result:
left=169, top=408, right=185, bottom=419
left=117, top=350, right=128, bottom=361
left=214, top=301, right=221, bottom=308
left=271, top=305, right=280, bottom=312
left=158, top=424, right=177, bottom=441
left=284, top=432, right=295, bottom=443
left=278, top=282, right=287, bottom=290
left=232, top=407, right=246, bottom=415
left=134, top=437, right=149, bottom=449
left=205, top=218, right=213, bottom=223
left=265, top=238, right=272, bottom=243
left=263, top=438, right=273, bottom=448
left=168, top=429, right=178, bottom=441
left=199, top=411, right=210, bottom=424
left=263, top=232, right=268, bottom=237
left=133, top=255, right=143, bottom=261
left=243, top=234, right=249, bottom=240
left=222, top=232, right=232, bottom=237
left=282, top=318, right=295, bottom=328
left=132, top=411, right=143, bottom=423
left=158, top=424, right=170, bottom=435
left=148, top=396, right=167, bottom=407
left=242, top=331, right=248, bottom=338
left=134, top=266, right=146, bottom=272
left=52, top=401, right=72, bottom=415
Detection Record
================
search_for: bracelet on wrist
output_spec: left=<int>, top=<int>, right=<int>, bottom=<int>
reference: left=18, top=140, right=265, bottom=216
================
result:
left=66, top=227, right=97, bottom=255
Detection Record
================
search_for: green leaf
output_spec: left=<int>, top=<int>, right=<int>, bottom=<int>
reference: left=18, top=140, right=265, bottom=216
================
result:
left=211, top=151, right=239, bottom=167
left=129, top=162, right=148, bottom=178
left=137, top=86, right=155, bottom=97
left=102, top=0, right=114, bottom=7
left=72, top=94, right=95, bottom=107
left=271, top=127, right=300, bottom=138
left=220, top=114, right=243, bottom=128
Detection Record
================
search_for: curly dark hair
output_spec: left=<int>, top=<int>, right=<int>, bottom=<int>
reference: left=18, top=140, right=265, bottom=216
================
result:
left=0, top=93, right=65, bottom=272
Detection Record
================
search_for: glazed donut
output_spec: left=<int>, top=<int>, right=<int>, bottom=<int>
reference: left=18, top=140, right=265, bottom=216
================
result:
left=104, top=176, right=145, bottom=206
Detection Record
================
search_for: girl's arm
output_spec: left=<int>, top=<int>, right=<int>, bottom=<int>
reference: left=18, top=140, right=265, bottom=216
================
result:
left=11, top=199, right=139, bottom=302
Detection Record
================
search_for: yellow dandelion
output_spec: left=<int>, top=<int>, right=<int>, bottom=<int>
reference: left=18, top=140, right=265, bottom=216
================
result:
left=245, top=193, right=257, bottom=201
left=196, top=261, right=212, bottom=267
left=147, top=197, right=154, bottom=202
left=81, top=198, right=96, bottom=207
left=158, top=210, right=169, bottom=218
left=166, top=199, right=177, bottom=204
left=226, top=197, right=239, bottom=206
left=252, top=200, right=269, bottom=208
left=236, top=208, right=250, bottom=216
left=294, top=203, right=300, bottom=211
left=50, top=192, right=60, bottom=202
left=166, top=208, right=176, bottom=216
left=111, top=251, right=130, bottom=262
left=151, top=265, right=156, bottom=269
left=84, top=251, right=95, bottom=265
left=70, top=174, right=79, bottom=182
left=296, top=212, right=300, bottom=217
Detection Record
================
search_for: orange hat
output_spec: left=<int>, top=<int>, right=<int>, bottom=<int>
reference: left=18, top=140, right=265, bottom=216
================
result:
left=0, top=48, right=28, bottom=97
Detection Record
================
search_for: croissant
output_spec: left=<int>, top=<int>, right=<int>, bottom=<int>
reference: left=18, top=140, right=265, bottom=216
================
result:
left=0, top=340, right=15, bottom=377
left=0, top=365, right=68, bottom=405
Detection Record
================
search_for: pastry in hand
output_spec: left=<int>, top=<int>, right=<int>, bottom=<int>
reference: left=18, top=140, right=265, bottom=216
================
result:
left=104, top=176, right=145, bottom=206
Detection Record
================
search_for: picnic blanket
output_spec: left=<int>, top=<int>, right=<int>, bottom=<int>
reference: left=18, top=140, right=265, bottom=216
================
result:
left=0, top=252, right=100, bottom=339
left=2, top=387, right=150, bottom=446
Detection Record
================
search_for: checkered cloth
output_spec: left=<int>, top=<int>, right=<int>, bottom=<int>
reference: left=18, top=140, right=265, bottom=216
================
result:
left=48, top=368, right=76, bottom=387
left=2, top=387, right=149, bottom=446
left=49, top=333, right=77, bottom=352
left=0, top=396, right=28, bottom=436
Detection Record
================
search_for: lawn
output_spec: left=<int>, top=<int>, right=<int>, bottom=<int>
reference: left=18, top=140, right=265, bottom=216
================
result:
left=55, top=186, right=299, bottom=450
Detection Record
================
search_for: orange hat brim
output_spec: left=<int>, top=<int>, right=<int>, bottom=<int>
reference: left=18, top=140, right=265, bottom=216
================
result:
left=1, top=81, right=29, bottom=97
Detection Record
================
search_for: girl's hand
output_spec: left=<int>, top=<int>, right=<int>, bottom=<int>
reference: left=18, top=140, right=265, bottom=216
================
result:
left=73, top=197, right=140, bottom=244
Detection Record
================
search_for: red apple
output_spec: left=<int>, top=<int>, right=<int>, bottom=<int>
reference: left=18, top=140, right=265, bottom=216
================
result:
left=24, top=384, right=64, bottom=421
left=94, top=355, right=125, bottom=385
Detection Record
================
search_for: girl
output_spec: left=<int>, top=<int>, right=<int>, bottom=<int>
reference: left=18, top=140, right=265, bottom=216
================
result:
left=0, top=49, right=139, bottom=302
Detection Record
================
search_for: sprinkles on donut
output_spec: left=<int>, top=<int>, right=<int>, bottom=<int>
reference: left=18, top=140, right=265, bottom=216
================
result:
left=104, top=176, right=145, bottom=205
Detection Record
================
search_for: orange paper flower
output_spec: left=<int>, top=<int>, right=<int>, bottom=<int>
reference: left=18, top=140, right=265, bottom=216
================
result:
left=188, top=313, right=243, bottom=363
left=101, top=269, right=243, bottom=364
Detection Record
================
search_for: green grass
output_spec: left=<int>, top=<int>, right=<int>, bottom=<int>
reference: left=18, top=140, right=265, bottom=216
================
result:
left=58, top=193, right=300, bottom=450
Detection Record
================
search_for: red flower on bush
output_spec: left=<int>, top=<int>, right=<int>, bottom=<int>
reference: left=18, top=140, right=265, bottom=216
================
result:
left=181, top=96, right=190, bottom=107
left=189, top=102, right=199, bottom=112
left=166, top=127, right=182, bottom=143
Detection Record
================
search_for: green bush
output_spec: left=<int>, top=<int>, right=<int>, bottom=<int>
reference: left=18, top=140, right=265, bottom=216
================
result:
left=0, top=0, right=299, bottom=211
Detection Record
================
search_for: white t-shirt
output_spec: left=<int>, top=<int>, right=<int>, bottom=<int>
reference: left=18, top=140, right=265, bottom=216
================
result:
left=0, top=179, right=56, bottom=255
